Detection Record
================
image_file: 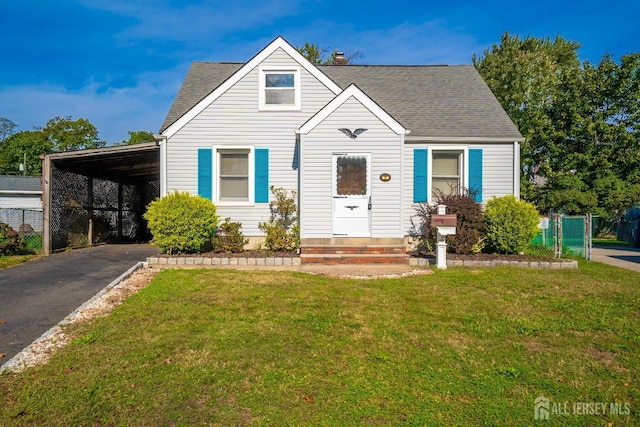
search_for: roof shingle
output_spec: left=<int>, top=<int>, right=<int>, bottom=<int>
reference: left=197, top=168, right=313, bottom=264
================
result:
left=161, top=61, right=522, bottom=140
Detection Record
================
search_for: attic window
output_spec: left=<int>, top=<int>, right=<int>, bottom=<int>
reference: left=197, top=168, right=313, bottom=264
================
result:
left=259, top=67, right=300, bottom=111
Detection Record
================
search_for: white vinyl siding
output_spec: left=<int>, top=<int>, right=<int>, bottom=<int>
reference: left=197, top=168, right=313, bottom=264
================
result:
left=403, top=142, right=515, bottom=235
left=0, top=194, right=42, bottom=210
left=301, top=97, right=403, bottom=238
left=165, top=47, right=337, bottom=236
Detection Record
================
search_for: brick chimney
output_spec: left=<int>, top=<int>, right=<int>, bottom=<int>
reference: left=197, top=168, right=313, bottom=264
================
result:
left=334, top=51, right=348, bottom=65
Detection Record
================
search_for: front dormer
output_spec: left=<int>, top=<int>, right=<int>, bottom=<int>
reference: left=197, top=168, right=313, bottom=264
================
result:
left=258, top=67, right=301, bottom=111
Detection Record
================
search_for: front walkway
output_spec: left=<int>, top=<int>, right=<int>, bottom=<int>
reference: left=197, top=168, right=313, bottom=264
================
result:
left=591, top=245, right=640, bottom=273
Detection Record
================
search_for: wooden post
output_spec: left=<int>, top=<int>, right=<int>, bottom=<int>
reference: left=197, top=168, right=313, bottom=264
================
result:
left=87, top=177, right=94, bottom=246
left=118, top=183, right=123, bottom=240
left=42, top=155, right=51, bottom=255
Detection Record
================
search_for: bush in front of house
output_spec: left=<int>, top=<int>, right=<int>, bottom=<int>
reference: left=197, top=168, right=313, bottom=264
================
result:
left=259, top=186, right=299, bottom=252
left=0, top=222, right=28, bottom=255
left=484, top=195, right=540, bottom=254
left=212, top=218, right=248, bottom=253
left=411, top=189, right=485, bottom=254
left=144, top=191, right=219, bottom=254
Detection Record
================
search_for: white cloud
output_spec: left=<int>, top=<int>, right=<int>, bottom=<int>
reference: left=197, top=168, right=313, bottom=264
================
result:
left=0, top=66, right=187, bottom=145
left=287, top=19, right=485, bottom=65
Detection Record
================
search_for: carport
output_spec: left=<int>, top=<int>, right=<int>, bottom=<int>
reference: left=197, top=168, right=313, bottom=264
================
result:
left=42, top=142, right=160, bottom=254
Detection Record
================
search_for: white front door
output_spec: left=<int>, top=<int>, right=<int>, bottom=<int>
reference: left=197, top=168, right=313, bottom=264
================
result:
left=332, top=153, right=371, bottom=237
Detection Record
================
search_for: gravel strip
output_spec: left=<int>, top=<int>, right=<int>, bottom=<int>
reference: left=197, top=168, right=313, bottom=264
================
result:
left=1, top=264, right=158, bottom=374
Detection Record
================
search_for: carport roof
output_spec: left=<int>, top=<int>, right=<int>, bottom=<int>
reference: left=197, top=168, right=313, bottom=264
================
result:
left=45, top=142, right=159, bottom=183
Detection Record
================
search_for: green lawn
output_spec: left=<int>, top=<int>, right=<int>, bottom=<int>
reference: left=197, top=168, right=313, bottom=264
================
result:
left=0, top=254, right=38, bottom=269
left=1, top=263, right=638, bottom=426
left=593, top=238, right=630, bottom=247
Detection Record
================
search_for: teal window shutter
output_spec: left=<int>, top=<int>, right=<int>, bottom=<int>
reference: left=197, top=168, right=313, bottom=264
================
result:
left=413, top=148, right=428, bottom=203
left=469, top=148, right=483, bottom=202
left=255, top=148, right=269, bottom=203
left=197, top=148, right=213, bottom=200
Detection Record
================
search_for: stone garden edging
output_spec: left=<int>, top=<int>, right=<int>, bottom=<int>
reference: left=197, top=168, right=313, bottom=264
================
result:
left=146, top=256, right=578, bottom=269
left=410, top=258, right=578, bottom=268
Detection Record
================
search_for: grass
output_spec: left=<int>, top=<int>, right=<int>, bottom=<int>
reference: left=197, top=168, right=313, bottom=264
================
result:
left=0, top=254, right=38, bottom=269
left=1, top=263, right=639, bottom=426
left=593, top=238, right=630, bottom=247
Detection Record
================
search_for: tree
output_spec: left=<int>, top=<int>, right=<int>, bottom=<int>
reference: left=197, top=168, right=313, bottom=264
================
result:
left=0, top=117, right=17, bottom=142
left=473, top=32, right=640, bottom=218
left=41, top=116, right=105, bottom=152
left=0, top=130, right=50, bottom=175
left=296, top=42, right=363, bottom=65
left=114, top=130, right=155, bottom=146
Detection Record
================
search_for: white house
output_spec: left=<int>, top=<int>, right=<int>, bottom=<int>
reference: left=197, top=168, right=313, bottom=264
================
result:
left=0, top=175, right=43, bottom=232
left=158, top=36, right=523, bottom=262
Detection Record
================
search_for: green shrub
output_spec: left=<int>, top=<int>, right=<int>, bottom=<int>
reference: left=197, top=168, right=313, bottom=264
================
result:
left=0, top=223, right=28, bottom=255
left=484, top=195, right=540, bottom=254
left=212, top=218, right=248, bottom=253
left=144, top=191, right=219, bottom=254
left=410, top=189, right=485, bottom=254
left=258, top=186, right=299, bottom=252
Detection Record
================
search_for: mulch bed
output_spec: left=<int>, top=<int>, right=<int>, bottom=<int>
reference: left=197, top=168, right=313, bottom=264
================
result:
left=408, top=251, right=559, bottom=263
left=158, top=250, right=560, bottom=263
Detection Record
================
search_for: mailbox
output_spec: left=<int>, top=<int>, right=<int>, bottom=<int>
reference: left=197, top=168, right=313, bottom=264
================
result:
left=431, top=206, right=457, bottom=270
left=431, top=214, right=457, bottom=228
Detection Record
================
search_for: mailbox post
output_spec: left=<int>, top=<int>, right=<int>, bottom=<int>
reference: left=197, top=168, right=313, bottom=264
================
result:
left=431, top=204, right=457, bottom=269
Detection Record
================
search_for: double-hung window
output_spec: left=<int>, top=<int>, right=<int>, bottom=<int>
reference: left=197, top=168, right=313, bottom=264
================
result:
left=413, top=147, right=482, bottom=204
left=259, top=67, right=300, bottom=110
left=218, top=149, right=251, bottom=202
left=431, top=151, right=462, bottom=199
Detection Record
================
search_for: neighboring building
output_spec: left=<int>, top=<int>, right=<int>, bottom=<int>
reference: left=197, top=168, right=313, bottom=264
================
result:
left=158, top=36, right=523, bottom=256
left=0, top=175, right=42, bottom=210
left=0, top=175, right=43, bottom=233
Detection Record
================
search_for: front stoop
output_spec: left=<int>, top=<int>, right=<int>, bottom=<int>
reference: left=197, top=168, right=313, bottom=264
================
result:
left=300, top=245, right=409, bottom=265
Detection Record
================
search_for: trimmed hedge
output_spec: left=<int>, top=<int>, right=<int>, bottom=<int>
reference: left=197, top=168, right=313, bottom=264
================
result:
left=144, top=192, right=219, bottom=254
left=485, top=195, right=540, bottom=254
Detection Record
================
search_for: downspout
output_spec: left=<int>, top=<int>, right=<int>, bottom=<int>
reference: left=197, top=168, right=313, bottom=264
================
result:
left=513, top=140, right=521, bottom=200
left=154, top=134, right=168, bottom=197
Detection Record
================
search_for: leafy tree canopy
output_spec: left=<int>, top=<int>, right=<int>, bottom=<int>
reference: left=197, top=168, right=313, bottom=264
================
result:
left=0, top=117, right=18, bottom=142
left=0, top=130, right=50, bottom=176
left=115, top=130, right=155, bottom=146
left=474, top=32, right=640, bottom=219
left=0, top=116, right=106, bottom=175
left=41, top=116, right=105, bottom=152
left=296, top=42, right=362, bottom=65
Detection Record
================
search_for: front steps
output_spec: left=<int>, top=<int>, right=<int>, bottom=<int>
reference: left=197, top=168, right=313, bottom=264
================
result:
left=300, top=243, right=409, bottom=265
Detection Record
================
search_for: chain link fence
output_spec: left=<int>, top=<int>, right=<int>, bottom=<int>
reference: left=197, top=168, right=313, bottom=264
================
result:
left=616, top=207, right=640, bottom=247
left=50, top=167, right=158, bottom=251
left=530, top=214, right=594, bottom=259
left=0, top=208, right=43, bottom=253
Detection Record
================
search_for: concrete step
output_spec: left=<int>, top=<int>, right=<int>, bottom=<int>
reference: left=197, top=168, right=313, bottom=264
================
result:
left=300, top=245, right=406, bottom=256
left=300, top=253, right=410, bottom=265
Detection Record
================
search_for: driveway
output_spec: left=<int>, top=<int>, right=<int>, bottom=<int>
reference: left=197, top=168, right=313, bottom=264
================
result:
left=591, top=245, right=640, bottom=273
left=0, top=244, right=158, bottom=363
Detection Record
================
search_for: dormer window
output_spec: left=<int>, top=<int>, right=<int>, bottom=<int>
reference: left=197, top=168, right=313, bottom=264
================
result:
left=259, top=67, right=301, bottom=110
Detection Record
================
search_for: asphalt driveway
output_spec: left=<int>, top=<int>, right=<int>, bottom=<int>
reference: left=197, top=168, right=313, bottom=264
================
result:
left=591, top=245, right=640, bottom=273
left=0, top=244, right=158, bottom=363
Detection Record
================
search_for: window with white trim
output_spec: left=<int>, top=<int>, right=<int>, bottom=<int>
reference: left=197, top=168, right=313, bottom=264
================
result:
left=217, top=148, right=251, bottom=202
left=259, top=68, right=300, bottom=110
left=432, top=151, right=462, bottom=199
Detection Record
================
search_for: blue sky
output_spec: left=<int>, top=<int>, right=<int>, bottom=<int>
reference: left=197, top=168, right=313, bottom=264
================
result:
left=1, top=0, right=638, bottom=144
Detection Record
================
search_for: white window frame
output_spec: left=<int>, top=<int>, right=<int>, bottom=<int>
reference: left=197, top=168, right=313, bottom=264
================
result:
left=428, top=146, right=469, bottom=203
left=214, top=146, right=255, bottom=206
left=259, top=67, right=301, bottom=111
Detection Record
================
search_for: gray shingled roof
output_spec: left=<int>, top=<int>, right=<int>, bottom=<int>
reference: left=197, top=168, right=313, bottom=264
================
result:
left=0, top=176, right=42, bottom=192
left=161, top=62, right=522, bottom=140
